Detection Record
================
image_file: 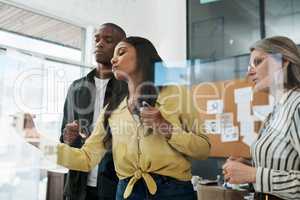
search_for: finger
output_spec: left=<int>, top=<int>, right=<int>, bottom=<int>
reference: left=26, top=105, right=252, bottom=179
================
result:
left=66, top=125, right=80, bottom=132
left=228, top=178, right=237, bottom=184
left=139, top=107, right=145, bottom=113
left=140, top=111, right=150, bottom=119
left=64, top=133, right=79, bottom=141
left=222, top=163, right=229, bottom=170
left=238, top=157, right=250, bottom=164
left=237, top=157, right=245, bottom=163
left=65, top=128, right=80, bottom=135
left=141, top=116, right=155, bottom=124
left=66, top=123, right=79, bottom=130
left=65, top=121, right=79, bottom=130
left=142, top=121, right=153, bottom=126
left=79, top=132, right=88, bottom=139
left=64, top=132, right=78, bottom=139
left=140, top=114, right=157, bottom=123
left=140, top=113, right=150, bottom=121
left=140, top=112, right=157, bottom=119
left=228, top=156, right=238, bottom=161
left=224, top=174, right=230, bottom=182
left=68, top=120, right=79, bottom=125
left=227, top=178, right=233, bottom=184
left=142, top=121, right=154, bottom=127
left=63, top=135, right=76, bottom=143
left=141, top=117, right=155, bottom=123
left=140, top=108, right=160, bottom=117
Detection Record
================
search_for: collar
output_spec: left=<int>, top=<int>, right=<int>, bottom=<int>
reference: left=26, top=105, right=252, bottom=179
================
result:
left=278, top=88, right=297, bottom=104
left=86, top=68, right=115, bottom=83
left=86, top=68, right=97, bottom=82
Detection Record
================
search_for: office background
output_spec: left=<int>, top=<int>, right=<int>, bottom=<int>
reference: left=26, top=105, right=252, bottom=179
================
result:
left=0, top=0, right=299, bottom=198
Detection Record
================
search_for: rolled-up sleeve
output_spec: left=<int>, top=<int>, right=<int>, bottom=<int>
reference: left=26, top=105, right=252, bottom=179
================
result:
left=158, top=85, right=211, bottom=160
left=167, top=120, right=210, bottom=160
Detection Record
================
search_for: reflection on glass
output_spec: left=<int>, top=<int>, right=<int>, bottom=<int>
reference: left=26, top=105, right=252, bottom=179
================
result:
left=193, top=55, right=249, bottom=83
left=265, top=0, right=300, bottom=44
left=188, top=0, right=260, bottom=59
left=154, top=61, right=191, bottom=86
left=0, top=121, right=42, bottom=200
left=0, top=49, right=82, bottom=199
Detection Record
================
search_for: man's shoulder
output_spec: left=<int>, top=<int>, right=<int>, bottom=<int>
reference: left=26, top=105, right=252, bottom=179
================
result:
left=71, top=76, right=88, bottom=85
left=69, top=68, right=96, bottom=88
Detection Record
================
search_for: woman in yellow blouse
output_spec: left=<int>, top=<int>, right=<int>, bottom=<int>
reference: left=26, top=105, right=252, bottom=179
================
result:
left=57, top=36, right=210, bottom=200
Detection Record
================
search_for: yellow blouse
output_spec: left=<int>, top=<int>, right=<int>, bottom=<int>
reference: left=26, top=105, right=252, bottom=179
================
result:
left=57, top=86, right=210, bottom=199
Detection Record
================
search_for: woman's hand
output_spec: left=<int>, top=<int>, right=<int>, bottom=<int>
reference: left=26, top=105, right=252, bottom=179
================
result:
left=222, top=160, right=256, bottom=184
left=140, top=107, right=173, bottom=139
left=227, top=156, right=252, bottom=166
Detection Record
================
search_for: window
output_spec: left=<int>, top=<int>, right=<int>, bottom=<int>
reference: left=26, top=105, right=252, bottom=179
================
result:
left=0, top=3, right=89, bottom=199
left=0, top=30, right=81, bottom=62
left=188, top=0, right=261, bottom=60
left=265, top=0, right=300, bottom=43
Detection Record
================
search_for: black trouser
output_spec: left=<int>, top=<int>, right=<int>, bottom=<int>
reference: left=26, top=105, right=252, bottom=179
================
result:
left=86, top=186, right=115, bottom=200
left=86, top=186, right=98, bottom=200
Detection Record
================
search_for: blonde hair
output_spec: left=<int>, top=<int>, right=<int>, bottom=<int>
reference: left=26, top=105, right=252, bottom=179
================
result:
left=250, top=36, right=300, bottom=89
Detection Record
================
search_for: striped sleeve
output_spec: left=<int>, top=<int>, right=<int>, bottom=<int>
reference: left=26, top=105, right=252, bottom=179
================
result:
left=255, top=107, right=300, bottom=199
left=290, top=107, right=300, bottom=157
left=256, top=168, right=300, bottom=199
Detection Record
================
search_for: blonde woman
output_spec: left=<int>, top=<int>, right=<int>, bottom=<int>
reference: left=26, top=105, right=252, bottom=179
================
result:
left=223, top=36, right=300, bottom=200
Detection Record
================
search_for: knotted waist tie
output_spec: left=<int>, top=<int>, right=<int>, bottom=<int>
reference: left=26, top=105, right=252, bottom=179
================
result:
left=123, top=169, right=157, bottom=199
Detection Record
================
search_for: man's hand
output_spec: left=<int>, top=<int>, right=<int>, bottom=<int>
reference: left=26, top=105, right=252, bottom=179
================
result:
left=63, top=121, right=80, bottom=145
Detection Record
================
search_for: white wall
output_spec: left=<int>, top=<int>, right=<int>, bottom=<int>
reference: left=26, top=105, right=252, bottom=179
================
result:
left=1, top=0, right=187, bottom=61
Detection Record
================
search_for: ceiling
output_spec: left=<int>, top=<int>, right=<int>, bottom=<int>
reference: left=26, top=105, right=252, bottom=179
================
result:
left=0, top=2, right=83, bottom=49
